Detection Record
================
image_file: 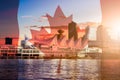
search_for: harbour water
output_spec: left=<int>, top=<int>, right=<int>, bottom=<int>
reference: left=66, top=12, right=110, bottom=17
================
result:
left=101, top=59, right=120, bottom=80
left=0, top=59, right=101, bottom=80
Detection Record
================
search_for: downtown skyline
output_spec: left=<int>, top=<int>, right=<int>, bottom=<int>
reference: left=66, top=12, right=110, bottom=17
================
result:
left=18, top=0, right=101, bottom=39
left=1, top=0, right=120, bottom=41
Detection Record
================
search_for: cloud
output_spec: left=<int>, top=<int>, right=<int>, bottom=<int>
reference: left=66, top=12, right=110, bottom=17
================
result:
left=21, top=15, right=34, bottom=18
left=40, top=15, right=48, bottom=20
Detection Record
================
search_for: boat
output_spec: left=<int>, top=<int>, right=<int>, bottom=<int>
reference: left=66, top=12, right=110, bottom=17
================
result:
left=20, top=48, right=44, bottom=58
left=77, top=47, right=102, bottom=58
left=77, top=49, right=87, bottom=58
left=0, top=45, right=44, bottom=59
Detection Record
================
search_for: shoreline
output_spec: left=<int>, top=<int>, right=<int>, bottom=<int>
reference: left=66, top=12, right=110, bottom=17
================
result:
left=0, top=55, right=98, bottom=59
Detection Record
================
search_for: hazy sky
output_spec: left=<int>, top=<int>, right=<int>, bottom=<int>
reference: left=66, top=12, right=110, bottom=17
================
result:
left=1, top=0, right=120, bottom=40
left=101, top=0, right=120, bottom=40
left=18, top=0, right=101, bottom=39
left=0, top=0, right=19, bottom=38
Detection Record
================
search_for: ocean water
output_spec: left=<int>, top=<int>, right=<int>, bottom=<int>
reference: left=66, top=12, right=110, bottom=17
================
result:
left=0, top=59, right=101, bottom=80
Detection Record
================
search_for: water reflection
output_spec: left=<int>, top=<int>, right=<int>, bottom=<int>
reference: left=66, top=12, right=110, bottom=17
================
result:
left=0, top=59, right=19, bottom=80
left=101, top=59, right=120, bottom=80
left=0, top=59, right=100, bottom=80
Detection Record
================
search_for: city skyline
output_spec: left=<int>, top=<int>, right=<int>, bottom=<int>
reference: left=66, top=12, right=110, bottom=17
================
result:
left=1, top=0, right=120, bottom=42
left=18, top=0, right=101, bottom=39
left=1, top=1, right=120, bottom=80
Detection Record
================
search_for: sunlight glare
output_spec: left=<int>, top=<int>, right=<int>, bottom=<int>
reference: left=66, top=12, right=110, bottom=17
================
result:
left=109, top=21, right=120, bottom=40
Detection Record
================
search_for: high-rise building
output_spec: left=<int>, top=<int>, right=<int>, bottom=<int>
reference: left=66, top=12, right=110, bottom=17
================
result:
left=82, top=26, right=89, bottom=42
left=68, top=21, right=78, bottom=41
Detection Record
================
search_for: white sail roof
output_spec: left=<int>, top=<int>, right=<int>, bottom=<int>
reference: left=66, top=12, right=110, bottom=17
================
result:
left=67, top=37, right=74, bottom=48
left=75, top=38, right=82, bottom=49
left=58, top=36, right=67, bottom=48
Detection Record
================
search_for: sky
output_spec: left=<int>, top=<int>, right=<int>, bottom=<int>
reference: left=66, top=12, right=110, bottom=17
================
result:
left=0, top=0, right=120, bottom=42
left=101, top=0, right=120, bottom=40
left=18, top=0, right=102, bottom=39
left=0, top=0, right=19, bottom=38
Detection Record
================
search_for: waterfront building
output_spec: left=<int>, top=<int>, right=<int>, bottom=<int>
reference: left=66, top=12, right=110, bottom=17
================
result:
left=75, top=38, right=82, bottom=50
left=58, top=36, right=67, bottom=48
left=30, top=27, right=52, bottom=40
left=29, top=6, right=88, bottom=51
